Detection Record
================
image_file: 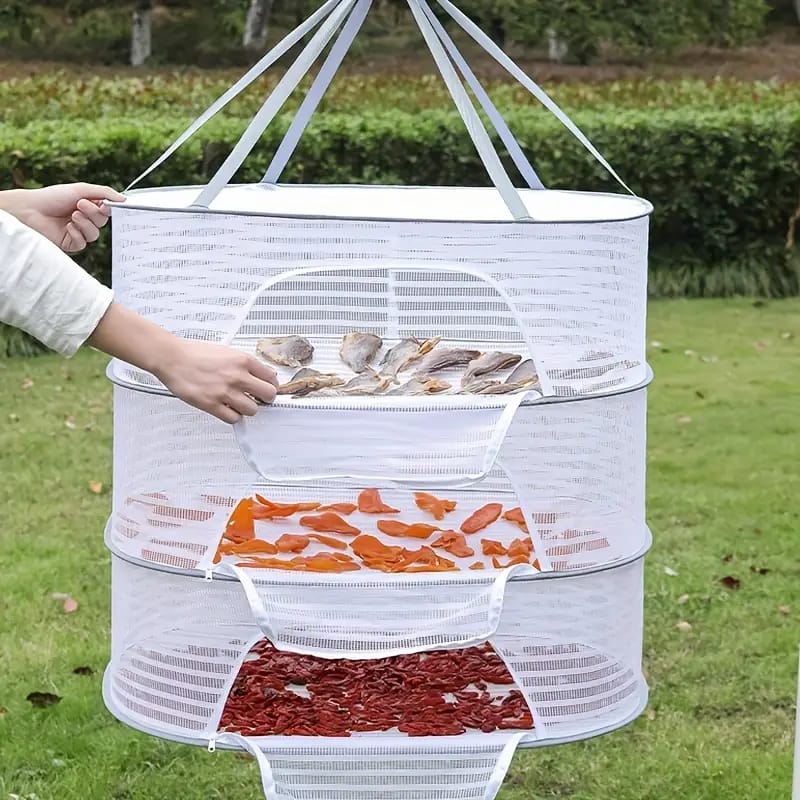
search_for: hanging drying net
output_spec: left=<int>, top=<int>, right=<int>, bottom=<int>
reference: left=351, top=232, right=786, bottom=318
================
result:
left=102, top=0, right=654, bottom=798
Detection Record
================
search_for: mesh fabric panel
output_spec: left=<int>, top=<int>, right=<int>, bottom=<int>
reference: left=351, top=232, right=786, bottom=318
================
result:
left=111, top=200, right=648, bottom=397
left=109, top=384, right=646, bottom=576
left=107, top=553, right=646, bottom=743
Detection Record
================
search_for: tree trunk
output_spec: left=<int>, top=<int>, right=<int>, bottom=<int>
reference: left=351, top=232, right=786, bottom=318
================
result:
left=547, top=29, right=568, bottom=63
left=243, top=0, right=275, bottom=51
left=130, top=0, right=152, bottom=67
left=795, top=0, right=800, bottom=24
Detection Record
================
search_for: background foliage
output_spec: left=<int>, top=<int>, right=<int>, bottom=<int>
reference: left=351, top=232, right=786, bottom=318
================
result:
left=0, top=0, right=773, bottom=66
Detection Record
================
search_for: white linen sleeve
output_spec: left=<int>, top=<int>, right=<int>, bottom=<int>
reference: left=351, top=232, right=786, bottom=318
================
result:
left=0, top=208, right=114, bottom=356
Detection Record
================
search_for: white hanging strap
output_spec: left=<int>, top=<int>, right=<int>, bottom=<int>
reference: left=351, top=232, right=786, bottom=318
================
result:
left=262, top=0, right=373, bottom=185
left=406, top=0, right=532, bottom=222
left=436, top=0, right=636, bottom=197
left=418, top=0, right=543, bottom=190
left=193, top=0, right=358, bottom=209
left=125, top=0, right=343, bottom=192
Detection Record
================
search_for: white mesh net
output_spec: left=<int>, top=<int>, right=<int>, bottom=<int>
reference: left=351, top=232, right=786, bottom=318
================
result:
left=109, top=381, right=647, bottom=579
left=106, top=551, right=647, bottom=750
left=111, top=193, right=649, bottom=399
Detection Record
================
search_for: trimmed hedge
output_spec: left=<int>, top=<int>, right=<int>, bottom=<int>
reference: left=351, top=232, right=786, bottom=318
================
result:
left=1, top=104, right=799, bottom=292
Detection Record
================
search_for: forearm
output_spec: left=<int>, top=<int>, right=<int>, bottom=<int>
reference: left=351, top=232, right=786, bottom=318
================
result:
left=0, top=209, right=112, bottom=355
left=86, top=301, right=180, bottom=376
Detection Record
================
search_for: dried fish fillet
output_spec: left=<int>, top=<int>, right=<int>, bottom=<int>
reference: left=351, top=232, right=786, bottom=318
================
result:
left=340, top=332, right=383, bottom=373
left=278, top=372, right=345, bottom=397
left=415, top=348, right=481, bottom=375
left=339, top=368, right=392, bottom=396
left=461, top=351, right=522, bottom=386
left=256, top=336, right=314, bottom=368
left=381, top=336, right=442, bottom=378
left=385, top=377, right=451, bottom=396
left=506, top=358, right=539, bottom=387
left=461, top=375, right=540, bottom=395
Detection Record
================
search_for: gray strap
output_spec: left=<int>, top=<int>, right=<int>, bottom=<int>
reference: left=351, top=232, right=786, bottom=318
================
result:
left=125, top=0, right=343, bottom=192
left=262, top=0, right=372, bottom=185
left=406, top=0, right=532, bottom=222
left=419, top=0, right=543, bottom=190
left=193, top=0, right=357, bottom=209
left=436, top=0, right=636, bottom=196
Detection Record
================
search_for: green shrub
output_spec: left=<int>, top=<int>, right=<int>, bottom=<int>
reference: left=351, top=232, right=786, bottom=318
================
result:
left=0, top=102, right=798, bottom=348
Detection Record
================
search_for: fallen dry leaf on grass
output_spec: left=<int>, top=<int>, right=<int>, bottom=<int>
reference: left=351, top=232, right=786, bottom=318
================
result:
left=646, top=708, right=657, bottom=721
left=64, top=416, right=76, bottom=430
left=778, top=605, right=791, bottom=615
left=87, top=481, right=103, bottom=495
left=719, top=576, right=741, bottom=591
left=664, top=566, right=678, bottom=577
left=677, top=594, right=690, bottom=604
left=750, top=566, right=770, bottom=575
left=675, top=621, right=693, bottom=632
left=677, top=415, right=692, bottom=424
left=21, top=378, right=33, bottom=390
left=721, top=553, right=735, bottom=563
left=51, top=592, right=78, bottom=613
left=26, top=691, right=61, bottom=708
left=752, top=341, right=769, bottom=351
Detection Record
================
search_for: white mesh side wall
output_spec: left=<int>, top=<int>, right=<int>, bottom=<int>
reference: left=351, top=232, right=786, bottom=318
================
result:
left=111, top=202, right=648, bottom=397
left=216, top=735, right=526, bottom=800
left=106, top=553, right=646, bottom=744
left=109, top=384, right=646, bottom=573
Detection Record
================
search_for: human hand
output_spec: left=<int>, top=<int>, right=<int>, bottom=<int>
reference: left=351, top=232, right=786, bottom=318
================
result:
left=2, top=183, right=125, bottom=253
left=152, top=339, right=279, bottom=424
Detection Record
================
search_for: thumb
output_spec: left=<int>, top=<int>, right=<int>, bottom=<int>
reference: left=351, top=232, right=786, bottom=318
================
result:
left=76, top=183, right=127, bottom=203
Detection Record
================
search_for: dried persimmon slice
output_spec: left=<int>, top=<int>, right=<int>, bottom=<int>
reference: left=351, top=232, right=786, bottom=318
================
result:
left=358, top=488, right=400, bottom=514
left=299, top=512, right=361, bottom=536
left=414, top=492, right=457, bottom=521
left=461, top=503, right=503, bottom=535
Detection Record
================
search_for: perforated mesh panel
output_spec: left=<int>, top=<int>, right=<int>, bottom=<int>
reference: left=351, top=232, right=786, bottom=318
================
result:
left=106, top=552, right=646, bottom=746
left=110, top=382, right=647, bottom=578
left=111, top=196, right=648, bottom=398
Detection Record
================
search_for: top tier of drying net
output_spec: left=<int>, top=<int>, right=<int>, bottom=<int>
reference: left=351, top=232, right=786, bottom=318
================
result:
left=109, top=0, right=652, bottom=404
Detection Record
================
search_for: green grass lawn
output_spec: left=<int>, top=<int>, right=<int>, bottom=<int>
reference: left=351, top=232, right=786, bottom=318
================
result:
left=1, top=298, right=798, bottom=800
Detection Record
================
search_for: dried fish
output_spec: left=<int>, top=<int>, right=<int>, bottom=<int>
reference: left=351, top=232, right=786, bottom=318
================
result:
left=385, top=377, right=451, bottom=396
left=381, top=336, right=442, bottom=378
left=506, top=359, right=540, bottom=388
left=461, top=375, right=540, bottom=395
left=256, top=336, right=314, bottom=368
left=278, top=370, right=345, bottom=397
left=461, top=351, right=522, bottom=386
left=340, top=332, right=383, bottom=373
left=339, top=368, right=393, bottom=396
left=415, top=348, right=481, bottom=375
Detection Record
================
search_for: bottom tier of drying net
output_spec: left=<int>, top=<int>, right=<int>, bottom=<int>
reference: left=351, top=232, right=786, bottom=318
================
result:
left=106, top=544, right=649, bottom=800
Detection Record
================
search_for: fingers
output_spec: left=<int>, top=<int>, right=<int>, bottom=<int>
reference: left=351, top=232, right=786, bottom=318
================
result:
left=245, top=355, right=279, bottom=387
left=62, top=222, right=87, bottom=253
left=243, top=376, right=278, bottom=405
left=76, top=197, right=112, bottom=228
left=213, top=404, right=243, bottom=424
left=70, top=210, right=101, bottom=244
left=228, top=391, right=261, bottom=416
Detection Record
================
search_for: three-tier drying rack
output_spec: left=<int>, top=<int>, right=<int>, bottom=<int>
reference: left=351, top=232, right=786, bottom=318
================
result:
left=103, top=1, right=654, bottom=798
